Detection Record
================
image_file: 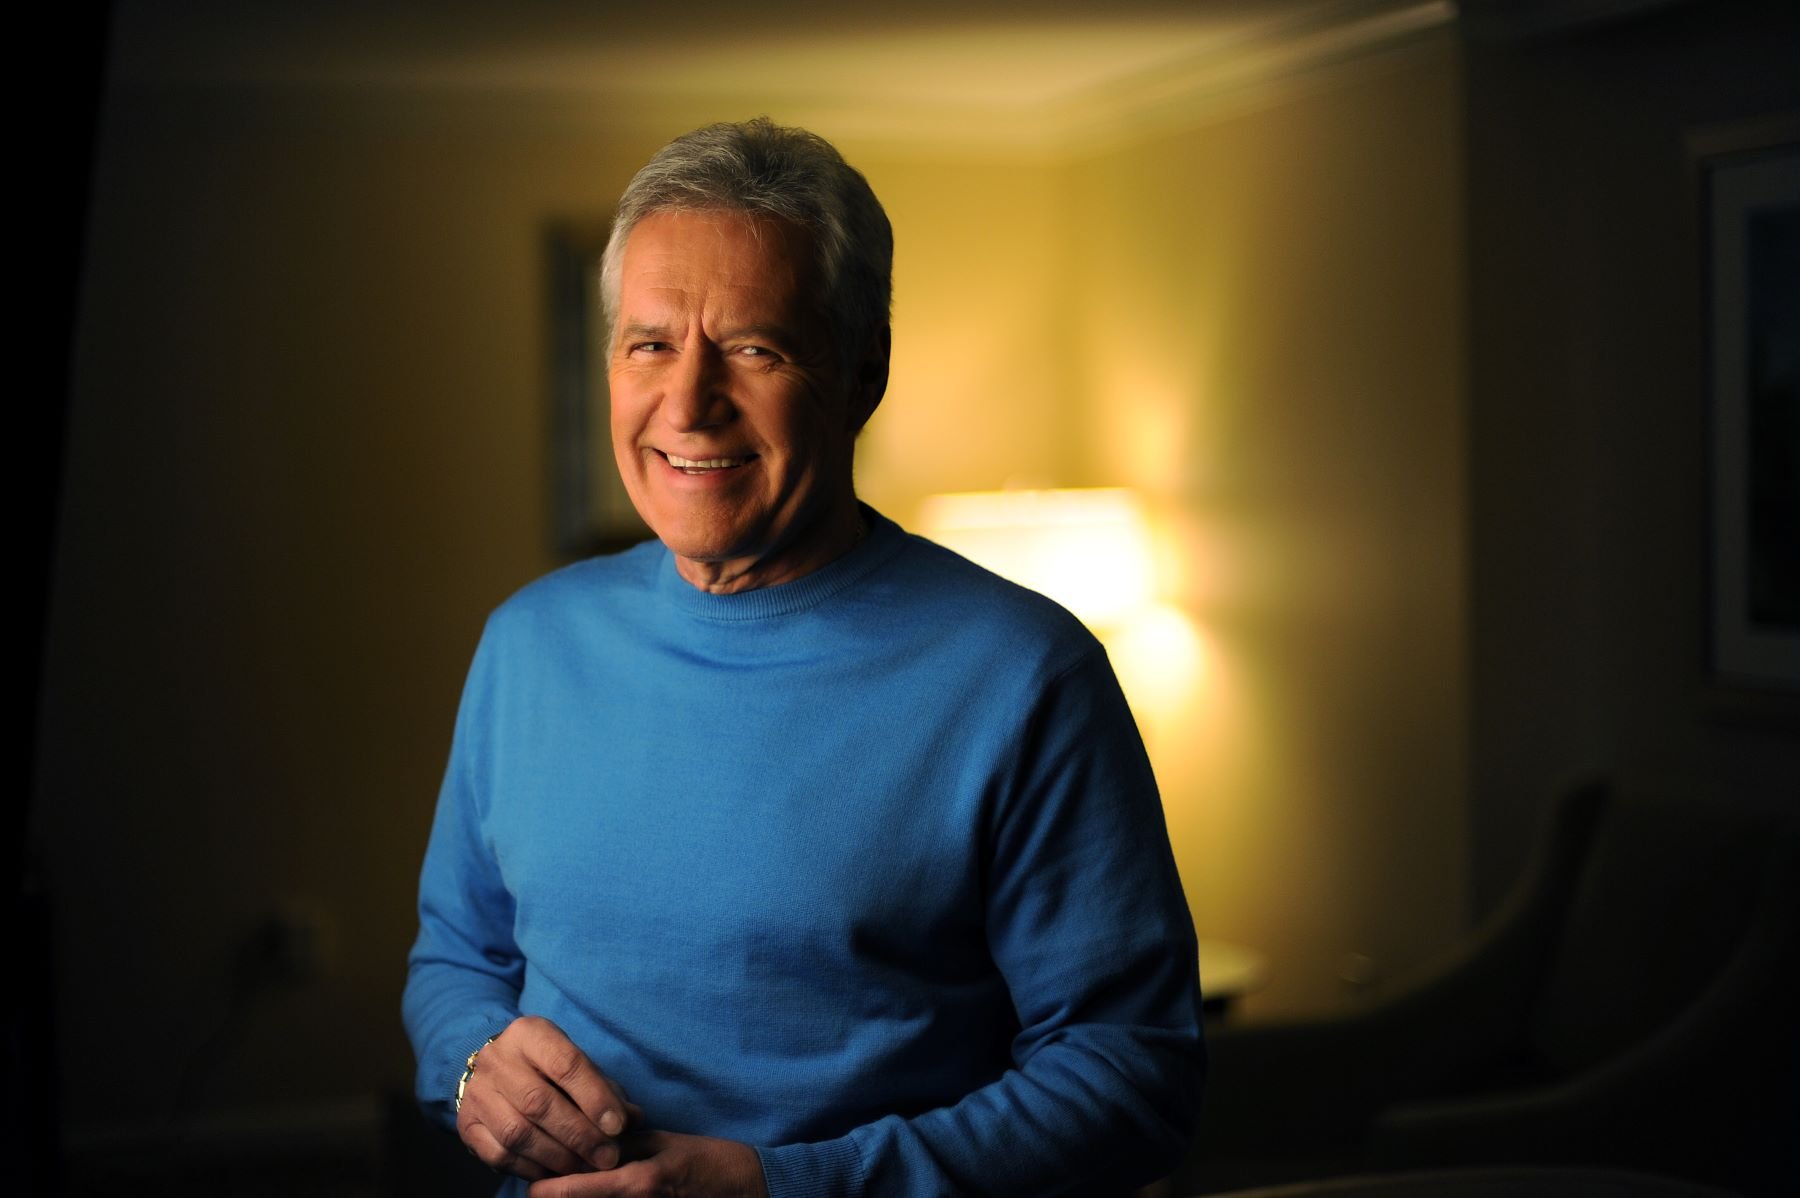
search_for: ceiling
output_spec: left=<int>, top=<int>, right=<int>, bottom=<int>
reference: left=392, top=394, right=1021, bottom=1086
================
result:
left=106, top=0, right=1464, bottom=151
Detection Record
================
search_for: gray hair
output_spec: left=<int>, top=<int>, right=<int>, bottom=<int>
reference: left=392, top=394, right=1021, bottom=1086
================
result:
left=600, top=117, right=893, bottom=364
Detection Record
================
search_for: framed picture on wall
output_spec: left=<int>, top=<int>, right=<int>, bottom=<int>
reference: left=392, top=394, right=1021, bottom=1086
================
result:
left=548, top=219, right=652, bottom=558
left=1700, top=124, right=1800, bottom=705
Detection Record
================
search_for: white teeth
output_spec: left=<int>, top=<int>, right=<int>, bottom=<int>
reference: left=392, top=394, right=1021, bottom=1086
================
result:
left=666, top=454, right=749, bottom=469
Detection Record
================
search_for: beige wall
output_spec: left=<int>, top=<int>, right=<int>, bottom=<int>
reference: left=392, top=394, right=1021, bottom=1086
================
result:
left=866, top=42, right=1471, bottom=1018
left=852, top=148, right=1079, bottom=511
left=1066, top=40, right=1467, bottom=1015
left=39, top=35, right=1466, bottom=1134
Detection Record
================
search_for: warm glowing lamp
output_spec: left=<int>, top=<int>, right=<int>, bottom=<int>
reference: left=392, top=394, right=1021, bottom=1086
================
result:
left=917, top=487, right=1207, bottom=747
left=914, top=488, right=1155, bottom=628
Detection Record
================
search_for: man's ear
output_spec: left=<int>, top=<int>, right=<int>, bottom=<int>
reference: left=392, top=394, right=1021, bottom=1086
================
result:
left=847, top=326, right=890, bottom=433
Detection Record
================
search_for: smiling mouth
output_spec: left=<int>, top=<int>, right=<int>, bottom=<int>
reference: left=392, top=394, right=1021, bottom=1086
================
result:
left=662, top=452, right=755, bottom=474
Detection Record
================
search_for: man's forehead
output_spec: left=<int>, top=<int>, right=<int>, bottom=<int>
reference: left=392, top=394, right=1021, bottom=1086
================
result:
left=626, top=210, right=814, bottom=268
left=616, top=211, right=828, bottom=331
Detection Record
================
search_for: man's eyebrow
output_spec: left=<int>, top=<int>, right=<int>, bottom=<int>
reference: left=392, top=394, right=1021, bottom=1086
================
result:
left=716, top=322, right=805, bottom=347
left=615, top=320, right=813, bottom=352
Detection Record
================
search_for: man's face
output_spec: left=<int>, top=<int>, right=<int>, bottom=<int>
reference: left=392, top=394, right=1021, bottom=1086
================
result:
left=609, top=209, right=883, bottom=593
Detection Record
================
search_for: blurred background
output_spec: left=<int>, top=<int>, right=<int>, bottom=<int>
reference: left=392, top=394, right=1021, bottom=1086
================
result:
left=23, top=0, right=1800, bottom=1193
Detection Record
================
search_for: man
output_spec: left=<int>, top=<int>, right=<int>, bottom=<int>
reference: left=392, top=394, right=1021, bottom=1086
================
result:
left=404, top=118, right=1204, bottom=1198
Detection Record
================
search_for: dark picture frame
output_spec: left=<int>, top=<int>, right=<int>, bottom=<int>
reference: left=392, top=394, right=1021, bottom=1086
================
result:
left=1699, top=121, right=1800, bottom=708
left=548, top=219, right=652, bottom=559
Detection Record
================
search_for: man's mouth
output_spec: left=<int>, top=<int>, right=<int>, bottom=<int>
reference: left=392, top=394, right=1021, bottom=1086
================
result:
left=663, top=452, right=755, bottom=474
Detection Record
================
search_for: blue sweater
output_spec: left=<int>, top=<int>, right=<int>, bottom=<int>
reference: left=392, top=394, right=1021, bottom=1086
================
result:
left=404, top=509, right=1204, bottom=1197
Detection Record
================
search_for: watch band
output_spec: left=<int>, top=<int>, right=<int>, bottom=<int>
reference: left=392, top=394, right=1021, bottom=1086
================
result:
left=454, top=1035, right=499, bottom=1115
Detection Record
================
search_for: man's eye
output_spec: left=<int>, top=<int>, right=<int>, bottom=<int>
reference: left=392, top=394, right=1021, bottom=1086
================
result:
left=630, top=341, right=670, bottom=354
left=737, top=345, right=780, bottom=360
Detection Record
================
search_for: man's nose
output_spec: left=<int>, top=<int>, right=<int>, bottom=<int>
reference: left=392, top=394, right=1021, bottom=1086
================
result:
left=662, top=344, right=733, bottom=431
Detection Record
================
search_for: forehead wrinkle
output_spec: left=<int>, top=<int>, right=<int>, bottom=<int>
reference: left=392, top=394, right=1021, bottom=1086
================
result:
left=714, top=319, right=805, bottom=343
left=617, top=212, right=831, bottom=356
left=618, top=319, right=675, bottom=338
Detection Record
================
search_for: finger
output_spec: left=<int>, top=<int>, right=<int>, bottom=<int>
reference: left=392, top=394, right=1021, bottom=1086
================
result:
left=480, top=1062, right=618, bottom=1173
left=467, top=1028, right=616, bottom=1171
left=529, top=1160, right=657, bottom=1198
left=460, top=1116, right=554, bottom=1182
left=495, top=1017, right=630, bottom=1168
left=461, top=1064, right=601, bottom=1177
left=518, top=1027, right=634, bottom=1140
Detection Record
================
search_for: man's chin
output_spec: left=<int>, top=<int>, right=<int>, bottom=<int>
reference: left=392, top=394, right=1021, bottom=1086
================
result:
left=653, top=523, right=766, bottom=577
left=649, top=498, right=856, bottom=592
left=649, top=522, right=759, bottom=565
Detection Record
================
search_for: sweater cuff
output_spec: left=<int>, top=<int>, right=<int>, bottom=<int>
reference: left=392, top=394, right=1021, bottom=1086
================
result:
left=419, top=1008, right=519, bottom=1130
left=755, top=1137, right=864, bottom=1198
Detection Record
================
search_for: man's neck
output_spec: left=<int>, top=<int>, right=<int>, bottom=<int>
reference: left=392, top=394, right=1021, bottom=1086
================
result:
left=673, top=502, right=868, bottom=595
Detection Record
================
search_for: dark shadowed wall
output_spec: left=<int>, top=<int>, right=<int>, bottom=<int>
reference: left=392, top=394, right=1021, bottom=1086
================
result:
left=1466, top=0, right=1800, bottom=913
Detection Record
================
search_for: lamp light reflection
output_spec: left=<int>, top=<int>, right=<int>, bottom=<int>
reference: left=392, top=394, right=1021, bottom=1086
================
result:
left=915, top=488, right=1155, bottom=627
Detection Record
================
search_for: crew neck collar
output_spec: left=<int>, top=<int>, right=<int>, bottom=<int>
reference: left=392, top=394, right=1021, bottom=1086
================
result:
left=655, top=505, right=904, bottom=622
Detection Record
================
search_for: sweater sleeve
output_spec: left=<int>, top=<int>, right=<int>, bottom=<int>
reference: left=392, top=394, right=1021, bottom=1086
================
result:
left=756, top=647, right=1207, bottom=1198
left=401, top=625, right=526, bottom=1131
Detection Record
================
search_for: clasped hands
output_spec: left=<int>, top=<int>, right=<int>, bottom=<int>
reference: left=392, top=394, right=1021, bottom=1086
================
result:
left=457, top=1015, right=768, bottom=1198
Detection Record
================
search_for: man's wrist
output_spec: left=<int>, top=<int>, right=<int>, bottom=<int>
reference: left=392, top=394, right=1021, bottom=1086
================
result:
left=454, top=1034, right=499, bottom=1114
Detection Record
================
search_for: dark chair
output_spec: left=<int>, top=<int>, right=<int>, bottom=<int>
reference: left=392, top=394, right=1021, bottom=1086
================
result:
left=1180, top=781, right=1800, bottom=1198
